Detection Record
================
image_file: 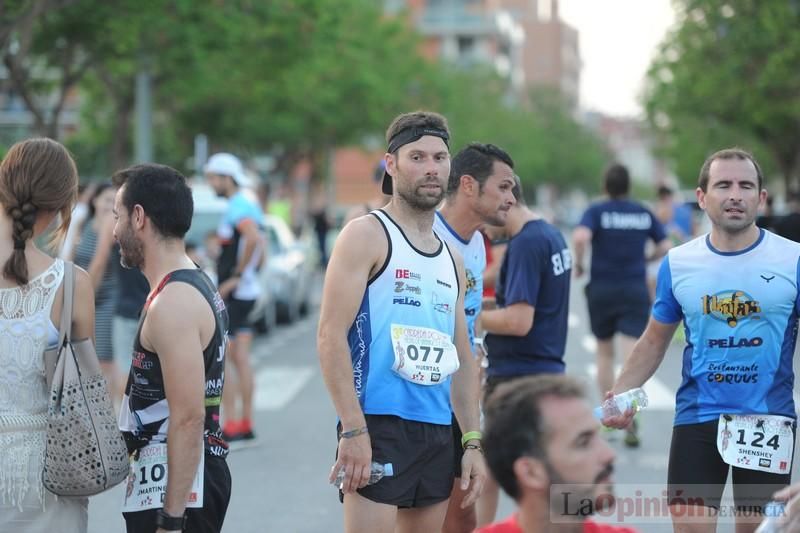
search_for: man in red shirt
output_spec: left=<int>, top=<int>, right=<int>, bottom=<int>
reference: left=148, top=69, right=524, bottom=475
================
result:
left=477, top=375, right=637, bottom=533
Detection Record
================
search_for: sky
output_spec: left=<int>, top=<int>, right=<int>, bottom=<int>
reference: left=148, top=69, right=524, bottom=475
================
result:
left=557, top=0, right=676, bottom=117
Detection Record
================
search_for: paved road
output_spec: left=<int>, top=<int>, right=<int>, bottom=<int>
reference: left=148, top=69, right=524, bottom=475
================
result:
left=87, top=274, right=800, bottom=532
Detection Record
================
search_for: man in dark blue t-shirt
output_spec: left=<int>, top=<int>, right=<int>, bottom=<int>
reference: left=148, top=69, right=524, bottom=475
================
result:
left=573, top=163, right=669, bottom=447
left=479, top=175, right=572, bottom=523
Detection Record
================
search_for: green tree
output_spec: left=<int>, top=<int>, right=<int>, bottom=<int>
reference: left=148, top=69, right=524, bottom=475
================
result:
left=1, top=0, right=87, bottom=138
left=171, top=0, right=428, bottom=179
left=644, top=0, right=800, bottom=192
left=420, top=66, right=608, bottom=199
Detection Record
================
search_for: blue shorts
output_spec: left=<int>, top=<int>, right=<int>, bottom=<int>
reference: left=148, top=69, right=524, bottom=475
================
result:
left=585, top=281, right=650, bottom=339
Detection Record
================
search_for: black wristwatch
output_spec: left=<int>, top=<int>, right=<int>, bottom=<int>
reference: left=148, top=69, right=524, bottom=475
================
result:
left=155, top=509, right=186, bottom=531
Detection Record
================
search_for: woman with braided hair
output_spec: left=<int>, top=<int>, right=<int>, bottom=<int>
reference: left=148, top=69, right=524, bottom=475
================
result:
left=0, top=138, right=95, bottom=531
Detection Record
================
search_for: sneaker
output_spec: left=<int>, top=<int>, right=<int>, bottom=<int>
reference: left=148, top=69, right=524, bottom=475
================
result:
left=238, top=420, right=256, bottom=441
left=227, top=420, right=259, bottom=451
left=222, top=421, right=243, bottom=443
left=624, top=417, right=640, bottom=448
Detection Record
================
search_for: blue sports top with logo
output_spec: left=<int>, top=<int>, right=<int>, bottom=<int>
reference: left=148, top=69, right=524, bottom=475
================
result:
left=348, top=210, right=460, bottom=426
left=119, top=268, right=230, bottom=457
left=653, top=229, right=800, bottom=426
left=433, top=211, right=485, bottom=351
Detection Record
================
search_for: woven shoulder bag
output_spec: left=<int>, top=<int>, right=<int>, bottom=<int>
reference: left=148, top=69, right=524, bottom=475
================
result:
left=42, top=261, right=129, bottom=496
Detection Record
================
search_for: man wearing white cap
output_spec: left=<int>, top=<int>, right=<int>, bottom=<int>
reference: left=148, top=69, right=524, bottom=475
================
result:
left=205, top=152, right=263, bottom=445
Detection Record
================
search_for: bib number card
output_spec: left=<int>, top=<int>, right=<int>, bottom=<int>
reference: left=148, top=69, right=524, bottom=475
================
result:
left=717, top=414, right=794, bottom=474
left=390, top=324, right=459, bottom=385
left=122, top=443, right=204, bottom=512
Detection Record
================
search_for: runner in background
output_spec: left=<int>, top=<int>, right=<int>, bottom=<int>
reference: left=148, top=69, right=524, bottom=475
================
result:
left=205, top=153, right=265, bottom=445
left=573, top=163, right=669, bottom=448
left=477, top=176, right=572, bottom=527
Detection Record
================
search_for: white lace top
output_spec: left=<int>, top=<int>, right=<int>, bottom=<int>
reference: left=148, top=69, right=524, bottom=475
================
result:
left=0, top=259, right=63, bottom=508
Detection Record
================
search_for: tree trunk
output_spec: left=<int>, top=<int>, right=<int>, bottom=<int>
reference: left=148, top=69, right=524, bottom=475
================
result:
left=774, top=149, right=799, bottom=196
left=109, top=98, right=134, bottom=171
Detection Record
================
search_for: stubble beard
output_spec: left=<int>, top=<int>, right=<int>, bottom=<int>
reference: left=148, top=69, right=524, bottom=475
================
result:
left=396, top=175, right=445, bottom=211
left=118, top=225, right=145, bottom=270
left=714, top=211, right=757, bottom=236
left=547, top=462, right=616, bottom=518
left=482, top=209, right=508, bottom=227
left=394, top=161, right=445, bottom=212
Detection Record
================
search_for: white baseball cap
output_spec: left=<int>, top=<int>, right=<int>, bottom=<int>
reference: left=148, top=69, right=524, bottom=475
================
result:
left=204, top=153, right=252, bottom=187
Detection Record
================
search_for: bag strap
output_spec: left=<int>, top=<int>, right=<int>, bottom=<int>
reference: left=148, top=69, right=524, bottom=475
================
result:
left=57, top=261, right=76, bottom=345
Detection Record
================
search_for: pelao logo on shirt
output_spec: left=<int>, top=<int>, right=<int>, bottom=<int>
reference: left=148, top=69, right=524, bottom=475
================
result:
left=701, top=290, right=761, bottom=327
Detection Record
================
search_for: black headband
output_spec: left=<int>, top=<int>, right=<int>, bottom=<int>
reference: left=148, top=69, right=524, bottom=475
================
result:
left=387, top=127, right=449, bottom=154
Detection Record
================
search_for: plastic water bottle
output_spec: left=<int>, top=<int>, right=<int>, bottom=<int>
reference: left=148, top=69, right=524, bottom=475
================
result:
left=333, top=462, right=393, bottom=489
left=593, top=388, right=649, bottom=420
left=755, top=501, right=786, bottom=533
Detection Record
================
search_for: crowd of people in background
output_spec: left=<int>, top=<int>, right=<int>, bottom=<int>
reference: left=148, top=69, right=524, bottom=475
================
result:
left=3, top=109, right=800, bottom=533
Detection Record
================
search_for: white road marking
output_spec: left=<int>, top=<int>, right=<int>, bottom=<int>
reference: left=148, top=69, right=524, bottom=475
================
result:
left=582, top=335, right=597, bottom=353
left=254, top=366, right=314, bottom=411
left=613, top=452, right=670, bottom=469
left=587, top=364, right=675, bottom=411
left=568, top=313, right=580, bottom=329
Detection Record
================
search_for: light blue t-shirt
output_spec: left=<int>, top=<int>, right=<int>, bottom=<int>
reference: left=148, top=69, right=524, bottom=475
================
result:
left=653, top=229, right=800, bottom=426
left=348, top=210, right=460, bottom=425
left=433, top=212, right=485, bottom=351
left=217, top=190, right=264, bottom=299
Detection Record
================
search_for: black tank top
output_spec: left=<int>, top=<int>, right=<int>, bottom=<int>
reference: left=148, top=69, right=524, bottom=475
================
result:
left=119, top=268, right=229, bottom=458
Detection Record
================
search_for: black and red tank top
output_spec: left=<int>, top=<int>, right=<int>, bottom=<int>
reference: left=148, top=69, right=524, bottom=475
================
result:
left=119, top=268, right=229, bottom=458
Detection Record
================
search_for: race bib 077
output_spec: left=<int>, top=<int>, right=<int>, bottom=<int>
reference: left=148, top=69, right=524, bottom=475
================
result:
left=390, top=323, right=459, bottom=386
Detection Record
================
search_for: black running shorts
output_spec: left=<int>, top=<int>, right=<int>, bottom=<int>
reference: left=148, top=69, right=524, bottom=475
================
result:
left=123, top=455, right=231, bottom=533
left=585, top=281, right=650, bottom=340
left=337, top=414, right=454, bottom=508
left=667, top=420, right=794, bottom=510
left=451, top=413, right=463, bottom=478
left=226, top=297, right=255, bottom=334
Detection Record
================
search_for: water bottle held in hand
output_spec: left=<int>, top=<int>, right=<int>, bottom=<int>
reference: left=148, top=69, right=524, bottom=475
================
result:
left=594, top=388, right=649, bottom=420
left=333, top=462, right=393, bottom=489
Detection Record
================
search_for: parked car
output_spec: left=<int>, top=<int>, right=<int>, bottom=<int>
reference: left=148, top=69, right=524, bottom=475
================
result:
left=262, top=214, right=314, bottom=323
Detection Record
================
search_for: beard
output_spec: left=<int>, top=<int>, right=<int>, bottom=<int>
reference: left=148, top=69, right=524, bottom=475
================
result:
left=547, top=461, right=616, bottom=518
left=396, top=180, right=445, bottom=211
left=117, top=224, right=145, bottom=270
left=393, top=159, right=446, bottom=211
left=482, top=209, right=509, bottom=227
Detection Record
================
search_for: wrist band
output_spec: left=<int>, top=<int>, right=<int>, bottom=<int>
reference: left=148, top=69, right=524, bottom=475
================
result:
left=464, top=443, right=483, bottom=453
left=340, top=426, right=368, bottom=439
left=461, top=430, right=482, bottom=448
